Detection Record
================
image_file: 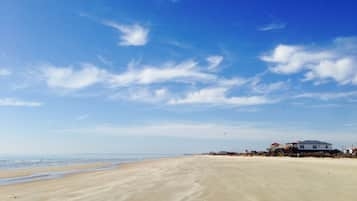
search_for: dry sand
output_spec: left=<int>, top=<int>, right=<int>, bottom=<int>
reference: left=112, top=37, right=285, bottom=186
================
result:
left=1, top=155, right=357, bottom=201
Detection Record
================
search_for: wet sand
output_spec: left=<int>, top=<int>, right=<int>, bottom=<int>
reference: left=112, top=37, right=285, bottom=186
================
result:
left=0, top=162, right=109, bottom=179
left=1, top=155, right=357, bottom=201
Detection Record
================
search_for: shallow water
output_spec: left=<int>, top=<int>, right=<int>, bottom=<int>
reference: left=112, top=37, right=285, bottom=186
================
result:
left=0, top=164, right=118, bottom=185
left=0, top=153, right=175, bottom=169
left=0, top=153, right=178, bottom=185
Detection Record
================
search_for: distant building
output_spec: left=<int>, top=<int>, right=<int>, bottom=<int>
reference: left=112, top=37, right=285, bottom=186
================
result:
left=343, top=147, right=357, bottom=155
left=289, top=140, right=333, bottom=151
left=269, top=142, right=285, bottom=152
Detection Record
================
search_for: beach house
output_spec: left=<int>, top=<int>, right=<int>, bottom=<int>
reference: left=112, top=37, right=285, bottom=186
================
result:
left=343, top=147, right=357, bottom=155
left=268, top=142, right=285, bottom=152
left=289, top=140, right=333, bottom=151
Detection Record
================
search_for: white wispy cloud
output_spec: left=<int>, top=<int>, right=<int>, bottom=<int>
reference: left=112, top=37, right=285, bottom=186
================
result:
left=0, top=68, right=11, bottom=76
left=168, top=87, right=275, bottom=106
left=344, top=122, right=357, bottom=127
left=258, top=22, right=286, bottom=31
left=206, top=55, right=224, bottom=71
left=217, top=77, right=247, bottom=87
left=0, top=98, right=42, bottom=107
left=307, top=104, right=341, bottom=108
left=109, top=60, right=215, bottom=87
left=110, top=87, right=169, bottom=103
left=40, top=59, right=217, bottom=90
left=76, top=114, right=89, bottom=121
left=261, top=36, right=357, bottom=85
left=38, top=57, right=282, bottom=107
left=41, top=63, right=108, bottom=90
left=252, top=81, right=287, bottom=94
left=97, top=55, right=113, bottom=66
left=294, top=91, right=357, bottom=100
left=103, top=21, right=149, bottom=46
left=248, top=75, right=288, bottom=94
left=167, top=40, right=192, bottom=49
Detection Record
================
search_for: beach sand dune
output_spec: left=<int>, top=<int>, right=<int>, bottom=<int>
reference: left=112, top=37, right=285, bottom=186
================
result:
left=1, top=156, right=357, bottom=201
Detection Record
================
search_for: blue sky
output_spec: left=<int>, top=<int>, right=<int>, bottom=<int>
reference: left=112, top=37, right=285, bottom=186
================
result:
left=1, top=0, right=357, bottom=154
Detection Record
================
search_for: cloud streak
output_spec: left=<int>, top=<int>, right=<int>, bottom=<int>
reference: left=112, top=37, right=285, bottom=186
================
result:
left=294, top=91, right=357, bottom=101
left=110, top=87, right=169, bottom=103
left=40, top=59, right=217, bottom=90
left=76, top=114, right=89, bottom=121
left=169, top=87, right=275, bottom=107
left=206, top=55, right=224, bottom=71
left=109, top=60, right=215, bottom=87
left=0, top=98, right=42, bottom=107
left=0, top=68, right=11, bottom=76
left=258, top=22, right=286, bottom=31
left=103, top=21, right=149, bottom=46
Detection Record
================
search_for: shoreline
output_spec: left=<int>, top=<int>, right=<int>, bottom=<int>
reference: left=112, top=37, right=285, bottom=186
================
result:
left=0, top=162, right=116, bottom=186
left=0, top=162, right=111, bottom=179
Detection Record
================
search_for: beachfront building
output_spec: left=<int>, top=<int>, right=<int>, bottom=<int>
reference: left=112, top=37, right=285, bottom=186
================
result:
left=343, top=147, right=357, bottom=155
left=288, top=140, right=333, bottom=151
left=268, top=142, right=285, bottom=152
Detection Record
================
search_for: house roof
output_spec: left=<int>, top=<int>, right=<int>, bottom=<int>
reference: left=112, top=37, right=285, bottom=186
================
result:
left=297, top=140, right=332, bottom=145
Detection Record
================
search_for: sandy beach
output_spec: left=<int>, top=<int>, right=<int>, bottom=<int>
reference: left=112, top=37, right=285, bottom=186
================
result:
left=1, top=156, right=357, bottom=201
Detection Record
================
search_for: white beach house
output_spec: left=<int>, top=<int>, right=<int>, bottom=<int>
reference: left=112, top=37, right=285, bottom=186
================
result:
left=343, top=147, right=357, bottom=154
left=289, top=140, right=333, bottom=151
